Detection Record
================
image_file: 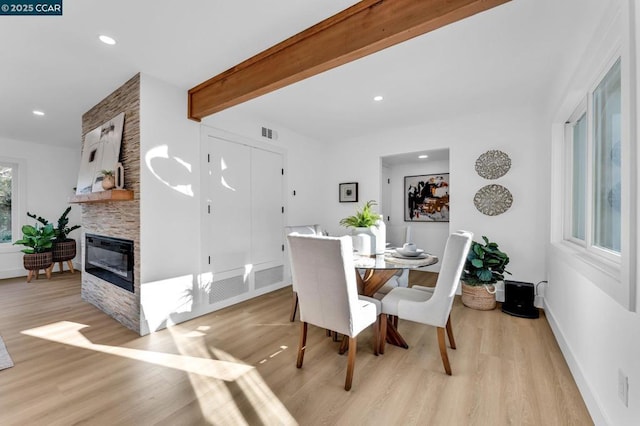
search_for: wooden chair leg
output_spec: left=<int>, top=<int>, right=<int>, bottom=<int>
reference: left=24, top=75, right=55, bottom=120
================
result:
left=339, top=335, right=349, bottom=355
left=67, top=260, right=74, bottom=274
left=437, top=327, right=452, bottom=375
left=372, top=316, right=379, bottom=356
left=345, top=336, right=357, bottom=391
left=379, top=314, right=387, bottom=354
left=446, top=315, right=456, bottom=349
left=289, top=292, right=298, bottom=322
left=296, top=322, right=308, bottom=368
left=393, top=315, right=399, bottom=328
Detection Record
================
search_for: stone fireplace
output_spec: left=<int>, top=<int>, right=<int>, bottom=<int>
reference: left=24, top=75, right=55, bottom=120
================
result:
left=79, top=74, right=141, bottom=333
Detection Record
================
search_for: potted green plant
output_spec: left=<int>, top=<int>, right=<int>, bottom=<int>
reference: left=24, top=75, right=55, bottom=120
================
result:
left=100, top=169, right=115, bottom=190
left=339, top=200, right=384, bottom=255
left=27, top=207, right=80, bottom=273
left=339, top=200, right=379, bottom=228
left=460, top=236, right=511, bottom=310
left=13, top=223, right=55, bottom=282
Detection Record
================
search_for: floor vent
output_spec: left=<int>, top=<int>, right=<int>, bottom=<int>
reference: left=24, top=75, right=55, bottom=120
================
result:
left=209, top=275, right=249, bottom=303
left=255, top=266, right=284, bottom=289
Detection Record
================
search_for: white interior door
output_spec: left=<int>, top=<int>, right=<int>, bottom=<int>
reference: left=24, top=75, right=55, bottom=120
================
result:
left=251, top=147, right=284, bottom=266
left=207, top=137, right=251, bottom=273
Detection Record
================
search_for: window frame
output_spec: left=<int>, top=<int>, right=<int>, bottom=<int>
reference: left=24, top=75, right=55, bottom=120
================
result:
left=562, top=54, right=623, bottom=265
left=0, top=157, right=26, bottom=253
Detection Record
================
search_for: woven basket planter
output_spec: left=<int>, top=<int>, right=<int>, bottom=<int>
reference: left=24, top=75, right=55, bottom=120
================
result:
left=23, top=252, right=53, bottom=271
left=461, top=282, right=497, bottom=310
left=53, top=239, right=77, bottom=262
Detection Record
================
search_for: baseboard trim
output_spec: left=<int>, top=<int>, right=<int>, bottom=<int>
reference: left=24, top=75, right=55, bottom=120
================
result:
left=544, top=300, right=610, bottom=425
left=0, top=269, right=27, bottom=280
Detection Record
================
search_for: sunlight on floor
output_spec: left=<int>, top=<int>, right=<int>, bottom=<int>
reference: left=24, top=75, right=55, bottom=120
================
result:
left=22, top=321, right=298, bottom=425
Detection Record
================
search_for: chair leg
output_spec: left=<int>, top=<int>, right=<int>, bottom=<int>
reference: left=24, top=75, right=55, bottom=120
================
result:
left=372, top=316, right=379, bottom=356
left=296, top=322, right=308, bottom=368
left=393, top=315, right=399, bottom=328
left=379, top=314, right=387, bottom=354
left=345, top=336, right=357, bottom=391
left=437, top=327, right=452, bottom=375
left=446, top=315, right=456, bottom=349
left=339, top=335, right=349, bottom=355
left=289, top=292, right=298, bottom=322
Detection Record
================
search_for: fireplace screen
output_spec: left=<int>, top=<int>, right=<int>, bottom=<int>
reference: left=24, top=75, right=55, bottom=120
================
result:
left=85, top=234, right=134, bottom=292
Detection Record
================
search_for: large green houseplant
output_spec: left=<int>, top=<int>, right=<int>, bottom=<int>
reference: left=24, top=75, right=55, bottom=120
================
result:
left=27, top=207, right=80, bottom=273
left=460, top=236, right=510, bottom=310
left=13, top=223, right=56, bottom=282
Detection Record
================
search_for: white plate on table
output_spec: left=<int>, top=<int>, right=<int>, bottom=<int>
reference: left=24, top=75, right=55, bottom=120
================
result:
left=395, top=248, right=425, bottom=257
left=392, top=250, right=428, bottom=259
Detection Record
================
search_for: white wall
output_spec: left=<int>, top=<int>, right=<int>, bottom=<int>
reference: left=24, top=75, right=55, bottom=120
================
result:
left=138, top=79, right=330, bottom=333
left=138, top=74, right=201, bottom=334
left=545, top=1, right=640, bottom=424
left=0, top=136, right=81, bottom=278
left=321, top=105, right=549, bottom=286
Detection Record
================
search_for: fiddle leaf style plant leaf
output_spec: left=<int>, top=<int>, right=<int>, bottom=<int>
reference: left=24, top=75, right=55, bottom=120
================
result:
left=461, top=235, right=511, bottom=286
left=339, top=200, right=379, bottom=228
left=13, top=223, right=55, bottom=254
left=27, top=207, right=80, bottom=242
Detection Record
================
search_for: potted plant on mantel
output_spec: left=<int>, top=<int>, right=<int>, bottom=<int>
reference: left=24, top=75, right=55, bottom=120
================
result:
left=460, top=236, right=511, bottom=310
left=27, top=207, right=80, bottom=273
left=339, top=200, right=385, bottom=255
left=13, top=223, right=55, bottom=282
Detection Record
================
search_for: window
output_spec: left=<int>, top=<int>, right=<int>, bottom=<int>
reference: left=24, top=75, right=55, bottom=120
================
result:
left=564, top=57, right=622, bottom=258
left=0, top=162, right=15, bottom=244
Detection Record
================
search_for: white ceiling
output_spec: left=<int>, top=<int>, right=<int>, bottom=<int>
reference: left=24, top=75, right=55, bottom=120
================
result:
left=0, top=0, right=612, bottom=149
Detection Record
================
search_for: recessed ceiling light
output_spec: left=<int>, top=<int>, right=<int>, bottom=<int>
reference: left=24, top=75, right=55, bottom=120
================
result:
left=373, top=95, right=384, bottom=102
left=418, top=154, right=429, bottom=159
left=99, top=35, right=116, bottom=45
left=32, top=110, right=45, bottom=116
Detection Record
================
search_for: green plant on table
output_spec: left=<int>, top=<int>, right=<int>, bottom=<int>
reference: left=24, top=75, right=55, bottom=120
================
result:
left=461, top=236, right=511, bottom=286
left=339, top=200, right=379, bottom=228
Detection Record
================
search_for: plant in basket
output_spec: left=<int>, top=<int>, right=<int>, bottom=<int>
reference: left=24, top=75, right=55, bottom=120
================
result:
left=13, top=222, right=55, bottom=282
left=27, top=207, right=80, bottom=273
left=460, top=236, right=510, bottom=310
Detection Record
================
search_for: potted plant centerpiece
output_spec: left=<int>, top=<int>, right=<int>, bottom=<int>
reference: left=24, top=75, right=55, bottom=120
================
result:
left=460, top=236, right=510, bottom=310
left=27, top=207, right=80, bottom=273
left=339, top=200, right=385, bottom=255
left=13, top=222, right=55, bottom=282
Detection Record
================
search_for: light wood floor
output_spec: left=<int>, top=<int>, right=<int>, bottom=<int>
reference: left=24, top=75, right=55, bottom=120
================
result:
left=0, top=272, right=592, bottom=425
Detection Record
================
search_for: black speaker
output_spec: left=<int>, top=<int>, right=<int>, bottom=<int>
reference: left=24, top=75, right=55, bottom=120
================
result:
left=502, top=280, right=539, bottom=319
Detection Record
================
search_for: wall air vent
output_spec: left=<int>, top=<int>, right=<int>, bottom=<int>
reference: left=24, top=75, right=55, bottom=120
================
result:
left=261, top=126, right=278, bottom=140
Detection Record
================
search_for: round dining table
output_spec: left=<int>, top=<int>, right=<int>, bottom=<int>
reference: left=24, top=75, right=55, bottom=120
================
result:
left=354, top=250, right=439, bottom=349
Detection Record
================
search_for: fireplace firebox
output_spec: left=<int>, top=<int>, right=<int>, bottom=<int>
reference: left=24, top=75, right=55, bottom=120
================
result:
left=85, top=234, right=134, bottom=292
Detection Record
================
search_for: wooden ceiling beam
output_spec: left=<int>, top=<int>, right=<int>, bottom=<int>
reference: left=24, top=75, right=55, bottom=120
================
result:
left=188, top=0, right=511, bottom=121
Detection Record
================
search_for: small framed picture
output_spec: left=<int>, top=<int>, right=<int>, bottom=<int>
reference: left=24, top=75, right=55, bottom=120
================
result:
left=339, top=182, right=358, bottom=203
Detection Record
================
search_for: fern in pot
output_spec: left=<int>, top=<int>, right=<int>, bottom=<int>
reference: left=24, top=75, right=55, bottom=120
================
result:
left=460, top=236, right=510, bottom=310
left=339, top=200, right=384, bottom=255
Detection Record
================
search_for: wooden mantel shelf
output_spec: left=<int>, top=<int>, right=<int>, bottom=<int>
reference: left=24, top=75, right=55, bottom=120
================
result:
left=69, top=189, right=134, bottom=204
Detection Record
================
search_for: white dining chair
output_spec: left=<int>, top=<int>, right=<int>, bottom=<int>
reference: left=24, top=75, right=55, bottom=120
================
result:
left=287, top=233, right=378, bottom=391
left=285, top=224, right=323, bottom=321
left=379, top=230, right=473, bottom=375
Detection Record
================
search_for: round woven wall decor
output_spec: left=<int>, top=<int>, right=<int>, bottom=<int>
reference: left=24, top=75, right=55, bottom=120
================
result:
left=473, top=184, right=513, bottom=216
left=475, top=150, right=511, bottom=179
